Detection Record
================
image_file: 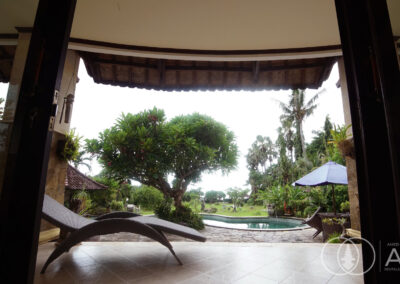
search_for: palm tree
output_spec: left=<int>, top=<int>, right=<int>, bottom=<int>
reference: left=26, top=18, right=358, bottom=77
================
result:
left=279, top=89, right=319, bottom=160
left=246, top=136, right=276, bottom=172
left=72, top=150, right=92, bottom=171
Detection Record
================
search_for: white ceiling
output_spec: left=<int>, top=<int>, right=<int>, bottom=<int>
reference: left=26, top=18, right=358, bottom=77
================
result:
left=0, top=0, right=399, bottom=51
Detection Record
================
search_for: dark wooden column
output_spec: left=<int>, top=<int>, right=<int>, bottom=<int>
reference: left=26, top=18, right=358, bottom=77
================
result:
left=335, top=0, right=400, bottom=283
left=0, top=0, right=76, bottom=283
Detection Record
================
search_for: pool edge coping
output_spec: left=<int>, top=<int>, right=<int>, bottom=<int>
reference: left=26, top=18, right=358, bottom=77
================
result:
left=200, top=213, right=311, bottom=232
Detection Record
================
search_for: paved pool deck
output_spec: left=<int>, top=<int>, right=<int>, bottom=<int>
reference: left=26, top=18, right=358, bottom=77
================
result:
left=35, top=242, right=363, bottom=283
left=96, top=225, right=323, bottom=243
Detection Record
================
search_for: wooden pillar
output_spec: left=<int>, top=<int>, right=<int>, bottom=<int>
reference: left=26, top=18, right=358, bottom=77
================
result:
left=335, top=0, right=400, bottom=283
left=0, top=0, right=76, bottom=283
left=0, top=32, right=31, bottom=194
left=338, top=57, right=361, bottom=231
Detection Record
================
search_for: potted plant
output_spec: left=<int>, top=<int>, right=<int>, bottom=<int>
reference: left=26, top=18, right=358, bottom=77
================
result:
left=57, top=128, right=81, bottom=162
left=330, top=124, right=355, bottom=159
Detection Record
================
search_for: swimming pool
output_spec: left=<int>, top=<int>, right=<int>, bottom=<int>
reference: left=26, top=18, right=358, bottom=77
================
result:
left=201, top=214, right=308, bottom=230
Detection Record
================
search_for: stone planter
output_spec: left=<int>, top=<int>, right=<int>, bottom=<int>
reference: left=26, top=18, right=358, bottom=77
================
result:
left=319, top=213, right=351, bottom=242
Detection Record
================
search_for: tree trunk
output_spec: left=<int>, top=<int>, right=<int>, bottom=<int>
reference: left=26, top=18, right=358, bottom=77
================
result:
left=173, top=193, right=183, bottom=209
left=298, top=122, right=307, bottom=159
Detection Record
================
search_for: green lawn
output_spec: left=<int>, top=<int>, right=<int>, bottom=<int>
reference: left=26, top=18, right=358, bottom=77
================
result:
left=140, top=209, right=155, bottom=215
left=188, top=202, right=269, bottom=217
left=139, top=203, right=268, bottom=217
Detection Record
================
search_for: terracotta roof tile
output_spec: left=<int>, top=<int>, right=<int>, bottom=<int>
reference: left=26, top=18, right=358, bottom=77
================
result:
left=65, top=165, right=107, bottom=190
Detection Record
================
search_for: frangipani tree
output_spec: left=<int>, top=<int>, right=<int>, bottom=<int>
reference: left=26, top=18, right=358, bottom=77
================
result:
left=86, top=108, right=238, bottom=210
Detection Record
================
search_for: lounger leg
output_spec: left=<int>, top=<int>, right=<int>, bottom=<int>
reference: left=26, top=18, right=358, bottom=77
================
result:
left=313, top=229, right=322, bottom=239
left=157, top=230, right=183, bottom=265
left=168, top=246, right=183, bottom=265
left=41, top=239, right=72, bottom=273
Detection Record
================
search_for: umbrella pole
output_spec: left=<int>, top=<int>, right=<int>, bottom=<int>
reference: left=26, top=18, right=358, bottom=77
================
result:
left=331, top=184, right=337, bottom=215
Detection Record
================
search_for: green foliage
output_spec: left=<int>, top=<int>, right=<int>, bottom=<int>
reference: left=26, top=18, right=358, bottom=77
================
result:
left=90, top=175, right=119, bottom=207
left=61, top=129, right=81, bottom=162
left=171, top=206, right=205, bottom=230
left=72, top=189, right=91, bottom=215
left=246, top=135, right=277, bottom=195
left=205, top=190, right=218, bottom=203
left=257, top=185, right=287, bottom=213
left=304, top=205, right=318, bottom=217
left=306, top=116, right=333, bottom=166
left=86, top=206, right=108, bottom=216
left=73, top=189, right=89, bottom=202
left=308, top=187, right=328, bottom=209
left=131, top=185, right=164, bottom=210
left=72, top=150, right=92, bottom=171
left=326, top=185, right=349, bottom=212
left=154, top=198, right=173, bottom=219
left=86, top=108, right=238, bottom=208
left=227, top=187, right=249, bottom=212
left=183, top=188, right=204, bottom=202
left=329, top=124, right=351, bottom=145
left=287, top=186, right=307, bottom=213
left=110, top=200, right=124, bottom=211
left=209, top=207, right=217, bottom=213
left=327, top=232, right=342, bottom=243
left=340, top=201, right=350, bottom=212
left=279, top=89, right=319, bottom=160
left=204, top=190, right=225, bottom=203
left=322, top=217, right=346, bottom=226
left=154, top=199, right=204, bottom=230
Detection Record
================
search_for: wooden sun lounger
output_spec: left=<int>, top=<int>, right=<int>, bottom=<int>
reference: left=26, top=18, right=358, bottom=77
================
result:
left=41, top=194, right=206, bottom=273
left=301, top=207, right=322, bottom=238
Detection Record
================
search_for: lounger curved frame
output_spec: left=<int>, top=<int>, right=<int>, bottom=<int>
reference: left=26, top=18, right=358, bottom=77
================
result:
left=40, top=218, right=182, bottom=273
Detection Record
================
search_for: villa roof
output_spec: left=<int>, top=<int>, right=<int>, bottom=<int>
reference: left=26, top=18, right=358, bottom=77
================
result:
left=65, top=165, right=107, bottom=191
left=79, top=51, right=337, bottom=91
left=1, top=0, right=399, bottom=90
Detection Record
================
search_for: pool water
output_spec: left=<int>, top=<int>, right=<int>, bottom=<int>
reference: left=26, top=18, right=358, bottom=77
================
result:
left=202, top=214, right=307, bottom=230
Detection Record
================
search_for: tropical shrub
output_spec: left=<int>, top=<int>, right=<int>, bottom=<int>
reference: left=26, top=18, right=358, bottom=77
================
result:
left=154, top=199, right=204, bottom=230
left=340, top=200, right=350, bottom=212
left=131, top=185, right=164, bottom=210
left=287, top=186, right=307, bottom=213
left=110, top=200, right=124, bottom=211
left=326, top=185, right=349, bottom=212
left=307, top=187, right=328, bottom=210
left=154, top=198, right=173, bottom=219
left=90, top=176, right=119, bottom=208
left=258, top=185, right=287, bottom=214
left=304, top=205, right=319, bottom=217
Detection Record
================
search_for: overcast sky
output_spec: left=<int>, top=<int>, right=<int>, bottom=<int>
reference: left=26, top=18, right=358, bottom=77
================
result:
left=0, top=62, right=344, bottom=192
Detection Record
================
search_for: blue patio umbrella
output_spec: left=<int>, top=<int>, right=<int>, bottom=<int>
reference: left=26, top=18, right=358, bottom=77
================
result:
left=293, top=161, right=348, bottom=214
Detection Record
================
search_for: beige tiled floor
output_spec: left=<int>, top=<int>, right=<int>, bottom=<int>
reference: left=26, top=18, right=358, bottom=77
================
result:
left=35, top=242, right=364, bottom=284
